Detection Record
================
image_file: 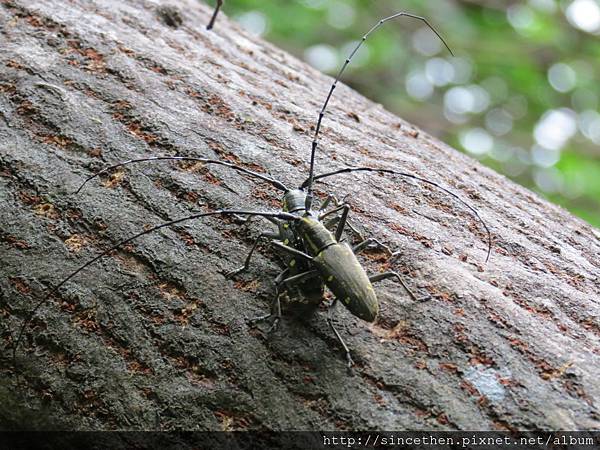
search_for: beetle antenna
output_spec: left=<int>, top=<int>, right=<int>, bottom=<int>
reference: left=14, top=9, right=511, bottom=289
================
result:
left=305, top=12, right=454, bottom=210
left=75, top=156, right=288, bottom=194
left=10, top=208, right=298, bottom=363
left=302, top=166, right=491, bottom=263
left=206, top=0, right=224, bottom=30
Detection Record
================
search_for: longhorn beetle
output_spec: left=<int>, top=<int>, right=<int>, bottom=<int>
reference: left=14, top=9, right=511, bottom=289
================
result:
left=12, top=13, right=491, bottom=368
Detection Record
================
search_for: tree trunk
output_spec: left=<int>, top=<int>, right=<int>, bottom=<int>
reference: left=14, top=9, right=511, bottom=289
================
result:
left=1, top=0, right=599, bottom=431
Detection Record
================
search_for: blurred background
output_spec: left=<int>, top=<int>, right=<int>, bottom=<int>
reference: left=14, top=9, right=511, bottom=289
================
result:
left=215, top=0, right=600, bottom=228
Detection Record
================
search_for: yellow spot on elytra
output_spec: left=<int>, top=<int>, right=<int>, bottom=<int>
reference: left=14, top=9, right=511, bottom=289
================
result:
left=283, top=223, right=289, bottom=229
left=327, top=276, right=334, bottom=282
left=343, top=297, right=350, bottom=304
left=283, top=239, right=289, bottom=245
left=290, top=259, right=296, bottom=267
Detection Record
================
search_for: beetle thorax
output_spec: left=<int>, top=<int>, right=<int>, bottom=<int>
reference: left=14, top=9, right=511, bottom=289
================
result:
left=282, top=189, right=307, bottom=213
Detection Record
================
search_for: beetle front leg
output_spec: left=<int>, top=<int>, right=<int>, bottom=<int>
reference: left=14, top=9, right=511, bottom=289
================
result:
left=320, top=201, right=364, bottom=242
left=318, top=193, right=350, bottom=212
left=318, top=194, right=334, bottom=212
left=327, top=299, right=354, bottom=371
left=369, top=272, right=430, bottom=302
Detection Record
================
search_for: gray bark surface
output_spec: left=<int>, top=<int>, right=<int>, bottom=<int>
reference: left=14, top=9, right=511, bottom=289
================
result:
left=1, top=0, right=599, bottom=431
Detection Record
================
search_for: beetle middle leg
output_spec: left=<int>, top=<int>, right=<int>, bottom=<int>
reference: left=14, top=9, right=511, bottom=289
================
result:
left=224, top=229, right=281, bottom=278
left=329, top=208, right=429, bottom=302
left=321, top=202, right=428, bottom=301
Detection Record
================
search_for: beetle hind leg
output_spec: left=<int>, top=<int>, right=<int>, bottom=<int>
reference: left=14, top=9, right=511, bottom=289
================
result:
left=327, top=299, right=355, bottom=371
left=352, top=237, right=394, bottom=256
left=369, top=272, right=430, bottom=302
left=355, top=239, right=430, bottom=302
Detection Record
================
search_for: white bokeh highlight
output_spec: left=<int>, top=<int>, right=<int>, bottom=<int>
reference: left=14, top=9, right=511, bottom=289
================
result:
left=566, top=0, right=600, bottom=33
left=533, top=108, right=578, bottom=150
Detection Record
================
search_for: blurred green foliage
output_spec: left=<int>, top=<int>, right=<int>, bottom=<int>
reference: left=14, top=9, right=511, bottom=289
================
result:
left=216, top=0, right=600, bottom=227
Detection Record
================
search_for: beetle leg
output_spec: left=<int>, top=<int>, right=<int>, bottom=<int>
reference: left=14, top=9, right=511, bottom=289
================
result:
left=206, top=0, right=223, bottom=30
left=318, top=194, right=334, bottom=211
left=352, top=237, right=394, bottom=256
left=320, top=202, right=364, bottom=242
left=323, top=217, right=338, bottom=231
left=318, top=203, right=346, bottom=221
left=225, top=230, right=280, bottom=278
left=280, top=269, right=319, bottom=285
left=345, top=221, right=363, bottom=242
left=225, top=215, right=294, bottom=278
left=248, top=290, right=283, bottom=333
left=327, top=299, right=355, bottom=370
left=323, top=216, right=363, bottom=242
left=369, top=272, right=430, bottom=302
left=267, top=288, right=283, bottom=333
left=247, top=268, right=288, bottom=328
left=270, top=241, right=312, bottom=261
left=322, top=210, right=345, bottom=233
left=318, top=193, right=349, bottom=211
left=335, top=205, right=352, bottom=242
left=249, top=268, right=321, bottom=333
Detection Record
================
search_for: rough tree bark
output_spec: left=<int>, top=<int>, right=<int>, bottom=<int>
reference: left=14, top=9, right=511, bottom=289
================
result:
left=1, top=0, right=599, bottom=432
